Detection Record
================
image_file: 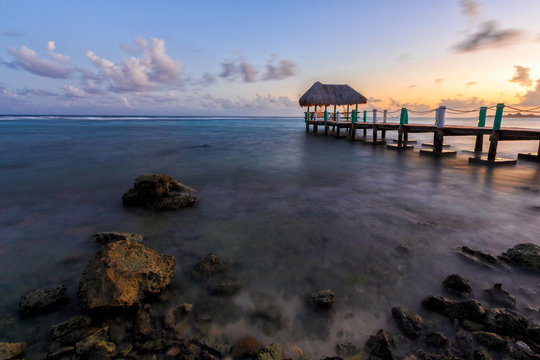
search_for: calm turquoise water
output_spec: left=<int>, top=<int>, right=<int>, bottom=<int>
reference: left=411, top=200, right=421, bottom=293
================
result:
left=0, top=116, right=540, bottom=358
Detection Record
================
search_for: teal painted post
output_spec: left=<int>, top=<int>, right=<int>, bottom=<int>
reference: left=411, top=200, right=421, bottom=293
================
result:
left=400, top=108, right=408, bottom=126
left=478, top=107, right=487, bottom=127
left=363, top=110, right=367, bottom=122
left=346, top=105, right=349, bottom=120
left=333, top=104, right=336, bottom=120
left=304, top=111, right=308, bottom=122
left=493, top=103, right=504, bottom=131
left=351, top=110, right=356, bottom=124
left=324, top=110, right=328, bottom=124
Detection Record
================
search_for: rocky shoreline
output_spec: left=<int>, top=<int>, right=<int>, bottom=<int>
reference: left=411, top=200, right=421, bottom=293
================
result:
left=1, top=175, right=540, bottom=360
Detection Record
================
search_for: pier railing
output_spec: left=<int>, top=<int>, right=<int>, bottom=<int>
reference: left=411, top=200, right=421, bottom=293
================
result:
left=304, top=103, right=540, bottom=165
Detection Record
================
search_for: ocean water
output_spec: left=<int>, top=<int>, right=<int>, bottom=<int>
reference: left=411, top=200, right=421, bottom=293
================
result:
left=0, top=116, right=540, bottom=358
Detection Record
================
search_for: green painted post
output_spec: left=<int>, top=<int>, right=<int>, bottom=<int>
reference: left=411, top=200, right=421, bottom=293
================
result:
left=493, top=103, right=504, bottom=131
left=477, top=107, right=487, bottom=127
left=352, top=110, right=357, bottom=124
left=304, top=111, right=309, bottom=122
left=307, top=106, right=310, bottom=121
left=324, top=110, right=328, bottom=124
left=347, top=105, right=349, bottom=120
left=400, top=108, right=408, bottom=126
left=363, top=110, right=367, bottom=122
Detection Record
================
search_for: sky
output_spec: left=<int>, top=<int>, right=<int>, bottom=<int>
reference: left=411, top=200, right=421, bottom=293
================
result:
left=2, top=0, right=540, bottom=116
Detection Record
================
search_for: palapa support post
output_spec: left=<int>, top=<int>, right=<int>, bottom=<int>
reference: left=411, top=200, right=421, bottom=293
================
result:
left=306, top=105, right=310, bottom=133
left=313, top=105, right=318, bottom=134
left=474, top=106, right=487, bottom=153
left=346, top=105, right=349, bottom=121
left=324, top=106, right=329, bottom=136
left=348, top=110, right=357, bottom=140
left=469, top=103, right=515, bottom=165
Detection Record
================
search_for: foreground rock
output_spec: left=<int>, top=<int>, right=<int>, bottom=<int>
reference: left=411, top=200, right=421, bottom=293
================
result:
left=192, top=253, right=228, bottom=279
left=483, top=283, right=516, bottom=308
left=93, top=232, right=143, bottom=244
left=421, top=296, right=485, bottom=322
left=122, top=174, right=200, bottom=211
left=255, top=343, right=282, bottom=360
left=391, top=306, right=423, bottom=338
left=231, top=336, right=263, bottom=359
left=365, top=329, right=393, bottom=360
left=443, top=274, right=472, bottom=297
left=309, top=290, right=336, bottom=309
left=501, top=243, right=540, bottom=273
left=19, top=285, right=67, bottom=316
left=78, top=240, right=175, bottom=310
left=484, top=308, right=528, bottom=337
left=0, top=342, right=26, bottom=359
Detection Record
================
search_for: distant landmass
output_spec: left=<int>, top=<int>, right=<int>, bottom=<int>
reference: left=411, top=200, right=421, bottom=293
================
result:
left=504, top=112, right=540, bottom=118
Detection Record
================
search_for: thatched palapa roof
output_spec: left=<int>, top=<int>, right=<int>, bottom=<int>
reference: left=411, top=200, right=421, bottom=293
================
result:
left=298, top=81, right=367, bottom=107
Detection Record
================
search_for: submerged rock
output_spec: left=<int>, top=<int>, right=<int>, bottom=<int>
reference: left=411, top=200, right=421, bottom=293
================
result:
left=122, top=174, right=200, bottom=211
left=484, top=283, right=516, bottom=308
left=164, top=303, right=193, bottom=337
left=309, top=290, right=336, bottom=309
left=472, top=331, right=506, bottom=349
left=19, top=285, right=67, bottom=316
left=50, top=315, right=92, bottom=339
left=335, top=341, right=359, bottom=357
left=78, top=240, right=175, bottom=310
left=391, top=306, right=423, bottom=338
left=93, top=232, right=143, bottom=244
left=0, top=342, right=26, bottom=359
left=443, top=274, right=472, bottom=297
left=231, top=336, right=263, bottom=359
left=75, top=326, right=116, bottom=359
left=484, top=308, right=528, bottom=337
left=421, top=296, right=485, bottom=321
left=192, top=253, right=228, bottom=279
left=424, top=332, right=448, bottom=348
left=255, top=343, right=282, bottom=360
left=365, top=329, right=393, bottom=360
left=501, top=243, right=540, bottom=273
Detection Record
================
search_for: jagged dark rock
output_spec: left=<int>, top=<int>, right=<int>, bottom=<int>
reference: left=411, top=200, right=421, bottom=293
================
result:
left=391, top=306, right=423, bottom=338
left=501, top=243, right=540, bottom=273
left=422, top=296, right=485, bottom=321
left=472, top=331, right=507, bottom=349
left=19, top=285, right=67, bottom=316
left=93, top=232, right=143, bottom=244
left=122, top=174, right=200, bottom=211
left=484, top=308, right=528, bottom=337
left=424, top=332, right=448, bottom=348
left=0, top=342, right=27, bottom=359
left=309, top=289, right=336, bottom=309
left=192, top=253, right=228, bottom=279
left=484, top=283, right=516, bottom=308
left=443, top=274, right=472, bottom=297
left=365, top=329, right=393, bottom=360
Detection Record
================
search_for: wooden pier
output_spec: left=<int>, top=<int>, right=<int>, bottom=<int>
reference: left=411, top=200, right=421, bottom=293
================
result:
left=305, top=119, right=540, bottom=165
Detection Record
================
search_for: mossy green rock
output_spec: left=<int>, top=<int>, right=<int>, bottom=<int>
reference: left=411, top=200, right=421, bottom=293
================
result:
left=255, top=343, right=282, bottom=360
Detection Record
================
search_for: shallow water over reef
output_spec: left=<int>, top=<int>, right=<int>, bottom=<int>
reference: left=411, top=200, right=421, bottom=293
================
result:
left=0, top=116, right=540, bottom=358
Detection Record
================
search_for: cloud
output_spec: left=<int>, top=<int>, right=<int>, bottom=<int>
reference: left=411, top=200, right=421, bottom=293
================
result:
left=47, top=41, right=70, bottom=63
left=407, top=84, right=416, bottom=89
left=121, top=96, right=131, bottom=107
left=85, top=37, right=183, bottom=92
left=453, top=21, right=523, bottom=52
left=388, top=98, right=431, bottom=111
left=396, top=53, right=412, bottom=62
left=508, top=65, right=533, bottom=87
left=466, top=81, right=478, bottom=86
left=120, top=43, right=135, bottom=54
left=239, top=61, right=257, bottom=82
left=434, top=78, right=443, bottom=84
left=438, top=96, right=487, bottom=109
left=7, top=44, right=71, bottom=78
left=518, top=79, right=540, bottom=106
left=3, top=31, right=23, bottom=37
left=459, top=0, right=481, bottom=19
left=263, top=59, right=297, bottom=80
left=200, top=93, right=296, bottom=110
left=18, top=88, right=57, bottom=97
left=62, top=84, right=85, bottom=98
left=219, top=54, right=296, bottom=83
